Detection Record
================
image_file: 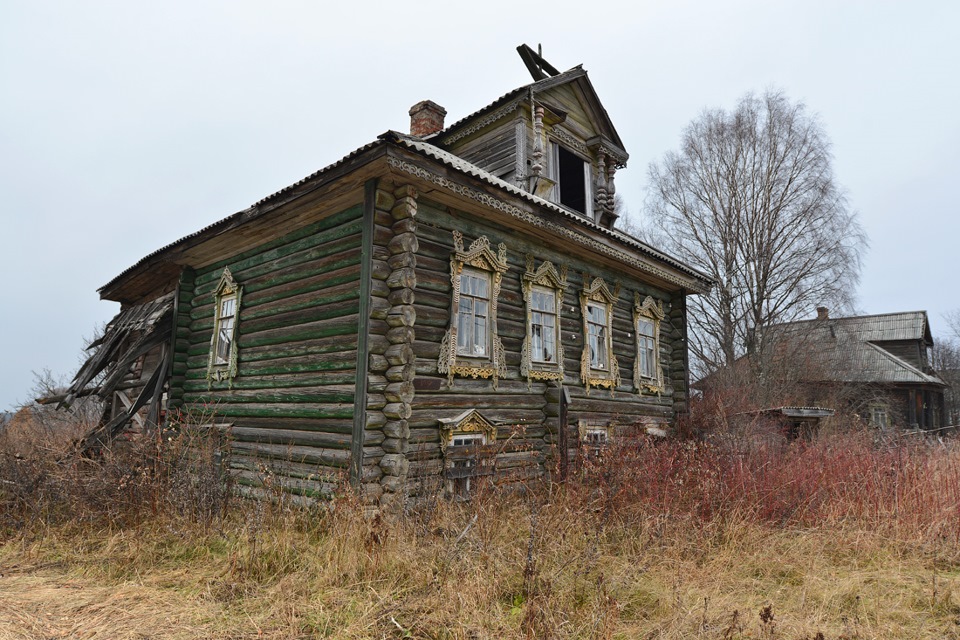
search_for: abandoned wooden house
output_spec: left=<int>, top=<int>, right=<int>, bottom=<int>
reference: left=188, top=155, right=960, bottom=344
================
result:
left=757, top=309, right=948, bottom=430
left=63, top=46, right=711, bottom=506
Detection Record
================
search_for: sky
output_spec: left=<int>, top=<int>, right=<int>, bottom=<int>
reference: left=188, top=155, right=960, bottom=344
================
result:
left=1, top=0, right=958, bottom=411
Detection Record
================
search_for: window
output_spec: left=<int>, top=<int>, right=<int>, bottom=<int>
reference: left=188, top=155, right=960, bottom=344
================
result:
left=450, top=433, right=486, bottom=497
left=456, top=268, right=490, bottom=357
left=207, top=267, right=242, bottom=385
left=439, top=409, right=497, bottom=499
left=633, top=294, right=665, bottom=393
left=579, top=420, right=611, bottom=459
left=871, top=405, right=889, bottom=429
left=586, top=304, right=609, bottom=370
left=214, top=295, right=237, bottom=365
left=637, top=318, right=655, bottom=378
left=521, top=257, right=567, bottom=386
left=579, top=277, right=620, bottom=393
left=438, top=231, right=509, bottom=388
left=555, top=145, right=589, bottom=215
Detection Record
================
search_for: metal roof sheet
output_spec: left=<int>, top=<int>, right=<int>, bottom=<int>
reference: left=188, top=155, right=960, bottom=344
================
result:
left=765, top=311, right=944, bottom=386
left=391, top=133, right=710, bottom=286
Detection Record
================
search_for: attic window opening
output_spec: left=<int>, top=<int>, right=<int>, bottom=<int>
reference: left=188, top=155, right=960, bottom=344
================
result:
left=553, top=144, right=590, bottom=215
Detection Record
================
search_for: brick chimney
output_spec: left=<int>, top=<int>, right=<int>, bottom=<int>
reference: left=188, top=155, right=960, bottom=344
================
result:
left=816, top=306, right=829, bottom=320
left=409, top=100, right=446, bottom=137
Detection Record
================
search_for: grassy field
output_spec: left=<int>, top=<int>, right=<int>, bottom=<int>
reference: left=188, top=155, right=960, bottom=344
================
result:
left=2, top=425, right=960, bottom=639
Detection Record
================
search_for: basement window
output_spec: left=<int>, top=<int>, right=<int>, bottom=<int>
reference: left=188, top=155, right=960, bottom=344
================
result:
left=449, top=433, right=486, bottom=498
left=551, top=143, right=591, bottom=217
left=579, top=421, right=611, bottom=459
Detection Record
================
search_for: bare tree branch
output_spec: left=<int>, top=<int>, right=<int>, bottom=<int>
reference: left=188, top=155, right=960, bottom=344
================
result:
left=646, top=90, right=868, bottom=374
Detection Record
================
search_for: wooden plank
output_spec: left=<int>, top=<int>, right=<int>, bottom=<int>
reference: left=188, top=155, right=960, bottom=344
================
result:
left=351, top=179, right=376, bottom=486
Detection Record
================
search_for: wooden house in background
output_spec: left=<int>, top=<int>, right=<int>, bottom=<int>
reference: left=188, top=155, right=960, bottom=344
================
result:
left=64, top=47, right=711, bottom=507
left=756, top=309, right=948, bottom=430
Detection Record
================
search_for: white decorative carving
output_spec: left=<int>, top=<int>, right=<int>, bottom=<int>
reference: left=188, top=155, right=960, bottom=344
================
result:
left=438, top=230, right=509, bottom=389
left=550, top=126, right=590, bottom=156
left=441, top=103, right=519, bottom=146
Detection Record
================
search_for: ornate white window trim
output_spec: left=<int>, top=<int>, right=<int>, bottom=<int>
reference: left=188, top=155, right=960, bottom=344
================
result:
left=207, top=267, right=242, bottom=386
left=520, top=256, right=567, bottom=387
left=438, top=408, right=498, bottom=446
left=633, top=293, right=665, bottom=394
left=579, top=276, right=620, bottom=393
left=438, top=231, right=509, bottom=388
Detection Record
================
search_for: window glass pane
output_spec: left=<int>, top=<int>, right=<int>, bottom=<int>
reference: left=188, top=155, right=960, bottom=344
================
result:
left=587, top=304, right=608, bottom=369
left=638, top=318, right=654, bottom=338
left=457, top=270, right=490, bottom=357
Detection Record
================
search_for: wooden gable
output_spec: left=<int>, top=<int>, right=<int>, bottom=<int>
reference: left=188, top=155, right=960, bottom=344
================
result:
left=436, top=48, right=629, bottom=230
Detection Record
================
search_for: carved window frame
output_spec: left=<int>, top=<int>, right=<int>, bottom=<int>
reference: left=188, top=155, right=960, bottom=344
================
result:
left=578, top=419, right=611, bottom=458
left=633, top=294, right=665, bottom=394
left=438, top=231, right=509, bottom=388
left=579, top=276, right=620, bottom=393
left=207, top=267, right=242, bottom=386
left=520, top=256, right=567, bottom=387
left=440, top=409, right=497, bottom=498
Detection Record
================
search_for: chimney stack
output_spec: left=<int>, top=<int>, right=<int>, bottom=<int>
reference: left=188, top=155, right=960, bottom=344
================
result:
left=409, top=100, right=446, bottom=137
left=816, top=306, right=829, bottom=320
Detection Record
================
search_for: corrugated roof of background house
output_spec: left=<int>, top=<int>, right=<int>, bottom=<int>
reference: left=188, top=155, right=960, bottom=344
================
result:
left=765, top=311, right=943, bottom=386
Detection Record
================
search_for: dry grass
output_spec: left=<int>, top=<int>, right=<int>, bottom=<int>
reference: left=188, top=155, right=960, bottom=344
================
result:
left=3, top=423, right=960, bottom=639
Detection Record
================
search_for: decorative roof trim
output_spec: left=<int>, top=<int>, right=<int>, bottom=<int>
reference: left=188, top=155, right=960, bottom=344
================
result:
left=441, top=103, right=519, bottom=146
left=386, top=154, right=706, bottom=292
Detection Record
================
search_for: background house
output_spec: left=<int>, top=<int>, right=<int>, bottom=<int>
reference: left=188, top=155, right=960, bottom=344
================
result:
left=758, top=308, right=948, bottom=429
left=62, top=47, right=711, bottom=507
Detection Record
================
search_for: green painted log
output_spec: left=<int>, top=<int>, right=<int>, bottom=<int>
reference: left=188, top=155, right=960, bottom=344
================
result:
left=182, top=385, right=356, bottom=405
left=229, top=441, right=351, bottom=466
left=204, top=403, right=355, bottom=420
left=193, top=206, right=362, bottom=284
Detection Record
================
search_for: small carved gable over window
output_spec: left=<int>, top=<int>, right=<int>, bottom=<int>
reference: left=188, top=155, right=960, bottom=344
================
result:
left=521, top=256, right=567, bottom=387
left=634, top=294, right=665, bottom=394
left=580, top=276, right=620, bottom=393
left=438, top=231, right=509, bottom=388
left=438, top=409, right=498, bottom=446
left=207, top=267, right=242, bottom=386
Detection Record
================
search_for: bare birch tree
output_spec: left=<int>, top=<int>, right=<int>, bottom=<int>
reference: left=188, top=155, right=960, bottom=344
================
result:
left=646, top=90, right=867, bottom=373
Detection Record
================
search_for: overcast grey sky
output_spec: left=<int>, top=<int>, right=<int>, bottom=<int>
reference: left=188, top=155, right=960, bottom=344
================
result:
left=2, top=0, right=958, bottom=410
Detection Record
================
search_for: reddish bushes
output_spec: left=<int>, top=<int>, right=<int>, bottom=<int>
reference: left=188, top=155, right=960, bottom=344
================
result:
left=568, top=430, right=960, bottom=541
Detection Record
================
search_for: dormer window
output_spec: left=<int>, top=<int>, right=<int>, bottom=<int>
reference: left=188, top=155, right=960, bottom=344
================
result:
left=551, top=143, right=592, bottom=217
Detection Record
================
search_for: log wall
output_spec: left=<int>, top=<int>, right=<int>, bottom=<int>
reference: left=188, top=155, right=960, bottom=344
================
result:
left=176, top=204, right=364, bottom=498
left=406, top=198, right=684, bottom=496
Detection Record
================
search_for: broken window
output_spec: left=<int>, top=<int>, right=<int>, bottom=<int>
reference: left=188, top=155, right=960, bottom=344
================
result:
left=520, top=257, right=567, bottom=386
left=456, top=268, right=490, bottom=357
left=207, top=267, right=242, bottom=384
left=531, top=287, right=558, bottom=364
left=579, top=421, right=611, bottom=459
left=438, top=231, right=509, bottom=388
left=579, top=277, right=620, bottom=393
left=450, top=433, right=486, bottom=497
left=553, top=143, right=590, bottom=216
left=633, top=294, right=666, bottom=393
left=586, top=304, right=609, bottom=371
